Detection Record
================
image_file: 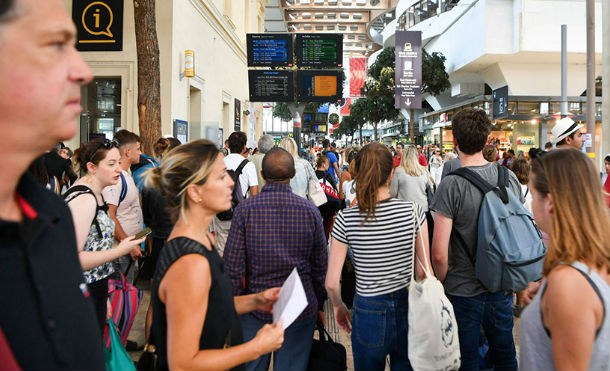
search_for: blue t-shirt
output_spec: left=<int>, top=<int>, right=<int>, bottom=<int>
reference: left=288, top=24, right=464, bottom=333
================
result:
left=324, top=150, right=338, bottom=180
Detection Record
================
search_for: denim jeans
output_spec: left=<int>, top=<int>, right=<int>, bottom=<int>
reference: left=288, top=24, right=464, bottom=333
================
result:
left=240, top=313, right=316, bottom=371
left=351, top=289, right=413, bottom=371
left=447, top=292, right=517, bottom=371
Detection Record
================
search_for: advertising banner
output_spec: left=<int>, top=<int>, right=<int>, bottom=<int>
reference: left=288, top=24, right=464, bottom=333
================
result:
left=395, top=31, right=422, bottom=109
left=350, top=58, right=367, bottom=97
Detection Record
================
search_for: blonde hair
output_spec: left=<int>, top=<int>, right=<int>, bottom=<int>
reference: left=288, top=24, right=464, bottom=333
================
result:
left=531, top=148, right=610, bottom=275
left=144, top=139, right=220, bottom=223
left=279, top=137, right=298, bottom=159
left=400, top=145, right=426, bottom=177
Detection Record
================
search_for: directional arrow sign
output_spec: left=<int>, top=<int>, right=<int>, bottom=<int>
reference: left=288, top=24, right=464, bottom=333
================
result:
left=395, top=31, right=422, bottom=110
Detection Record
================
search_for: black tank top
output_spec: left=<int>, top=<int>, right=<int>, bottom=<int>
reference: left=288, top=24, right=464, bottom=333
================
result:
left=151, top=237, right=244, bottom=371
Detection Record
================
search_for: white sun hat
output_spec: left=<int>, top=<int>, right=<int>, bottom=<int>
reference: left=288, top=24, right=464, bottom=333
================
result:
left=551, top=117, right=584, bottom=146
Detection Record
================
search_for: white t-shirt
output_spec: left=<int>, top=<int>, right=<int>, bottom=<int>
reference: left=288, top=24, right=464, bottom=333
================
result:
left=224, top=153, right=258, bottom=197
left=102, top=170, right=143, bottom=236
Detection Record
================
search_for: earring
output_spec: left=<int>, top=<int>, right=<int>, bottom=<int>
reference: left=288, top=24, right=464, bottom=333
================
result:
left=86, top=175, right=93, bottom=184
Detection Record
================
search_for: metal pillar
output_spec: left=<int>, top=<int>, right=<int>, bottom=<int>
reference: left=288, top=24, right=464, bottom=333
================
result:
left=586, top=0, right=596, bottom=155
left=602, top=0, right=610, bottom=162
left=560, top=25, right=568, bottom=117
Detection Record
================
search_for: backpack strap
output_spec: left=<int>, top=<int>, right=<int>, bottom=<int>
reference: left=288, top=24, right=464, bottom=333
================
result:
left=119, top=172, right=127, bottom=205
left=450, top=167, right=495, bottom=194
left=496, top=165, right=510, bottom=204
left=235, top=159, right=249, bottom=178
left=63, top=185, right=105, bottom=239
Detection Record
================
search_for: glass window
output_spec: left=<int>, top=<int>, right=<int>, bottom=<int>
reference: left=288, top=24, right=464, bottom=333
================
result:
left=516, top=102, right=539, bottom=114
left=80, top=77, right=122, bottom=142
left=568, top=102, right=581, bottom=114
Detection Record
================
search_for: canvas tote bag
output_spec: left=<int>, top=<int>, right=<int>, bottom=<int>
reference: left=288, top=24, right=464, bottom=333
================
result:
left=408, top=211, right=461, bottom=371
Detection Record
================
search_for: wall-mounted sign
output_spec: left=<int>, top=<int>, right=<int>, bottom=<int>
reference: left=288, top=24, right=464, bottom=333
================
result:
left=493, top=85, right=509, bottom=119
left=395, top=31, right=422, bottom=109
left=185, top=50, right=195, bottom=78
left=173, top=119, right=188, bottom=144
left=73, top=0, right=123, bottom=51
left=234, top=99, right=241, bottom=132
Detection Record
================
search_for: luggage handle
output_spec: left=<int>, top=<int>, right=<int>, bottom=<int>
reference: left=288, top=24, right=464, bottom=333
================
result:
left=314, top=321, right=337, bottom=344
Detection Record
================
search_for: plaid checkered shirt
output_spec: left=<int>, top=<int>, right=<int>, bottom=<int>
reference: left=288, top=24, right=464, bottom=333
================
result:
left=223, top=183, right=328, bottom=323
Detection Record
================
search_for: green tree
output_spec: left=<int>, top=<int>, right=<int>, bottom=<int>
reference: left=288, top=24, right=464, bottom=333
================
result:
left=272, top=102, right=293, bottom=122
left=362, top=47, right=399, bottom=141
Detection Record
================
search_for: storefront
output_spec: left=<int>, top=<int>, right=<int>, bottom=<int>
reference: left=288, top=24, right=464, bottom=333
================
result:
left=420, top=96, right=602, bottom=157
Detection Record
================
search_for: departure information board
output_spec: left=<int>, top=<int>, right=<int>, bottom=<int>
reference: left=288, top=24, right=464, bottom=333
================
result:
left=249, top=70, right=294, bottom=102
left=296, top=70, right=342, bottom=102
left=296, top=34, right=343, bottom=68
left=247, top=34, right=293, bottom=67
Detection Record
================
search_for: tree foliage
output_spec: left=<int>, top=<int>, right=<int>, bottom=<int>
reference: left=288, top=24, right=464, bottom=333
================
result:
left=272, top=102, right=293, bottom=122
left=362, top=47, right=399, bottom=141
left=422, top=50, right=451, bottom=96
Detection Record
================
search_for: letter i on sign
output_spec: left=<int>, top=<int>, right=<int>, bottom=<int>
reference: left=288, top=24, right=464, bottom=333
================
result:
left=94, top=9, right=100, bottom=28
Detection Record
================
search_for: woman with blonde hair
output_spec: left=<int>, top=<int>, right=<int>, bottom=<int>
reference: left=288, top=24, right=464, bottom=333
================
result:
left=520, top=148, right=610, bottom=371
left=279, top=136, right=317, bottom=200
left=390, top=145, right=434, bottom=212
left=146, top=139, right=284, bottom=370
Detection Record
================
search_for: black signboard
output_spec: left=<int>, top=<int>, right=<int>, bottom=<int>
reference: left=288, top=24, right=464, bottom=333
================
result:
left=395, top=31, right=422, bottom=109
left=73, top=0, right=123, bottom=51
left=493, top=85, right=509, bottom=119
left=234, top=99, right=241, bottom=131
left=248, top=70, right=294, bottom=102
left=247, top=34, right=293, bottom=67
left=295, top=34, right=343, bottom=68
left=296, top=70, right=342, bottom=102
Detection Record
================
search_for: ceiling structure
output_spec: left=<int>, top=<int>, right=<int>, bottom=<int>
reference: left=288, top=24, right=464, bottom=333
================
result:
left=264, top=0, right=394, bottom=57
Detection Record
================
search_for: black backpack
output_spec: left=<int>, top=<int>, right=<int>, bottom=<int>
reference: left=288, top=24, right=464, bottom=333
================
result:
left=217, top=159, right=250, bottom=221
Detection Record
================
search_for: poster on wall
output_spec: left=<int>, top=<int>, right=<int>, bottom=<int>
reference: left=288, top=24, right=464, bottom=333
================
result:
left=234, top=99, right=241, bottom=131
left=394, top=31, right=422, bottom=110
left=493, top=86, right=509, bottom=119
left=173, top=119, right=188, bottom=144
left=73, top=0, right=124, bottom=51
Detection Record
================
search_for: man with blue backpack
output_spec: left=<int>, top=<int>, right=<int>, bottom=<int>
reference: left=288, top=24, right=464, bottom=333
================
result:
left=431, top=108, right=545, bottom=371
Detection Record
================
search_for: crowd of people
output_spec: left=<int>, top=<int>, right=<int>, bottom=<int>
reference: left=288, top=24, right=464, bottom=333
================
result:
left=2, top=1, right=610, bottom=371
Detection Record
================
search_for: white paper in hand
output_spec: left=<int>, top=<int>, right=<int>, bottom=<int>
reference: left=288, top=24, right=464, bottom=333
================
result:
left=273, top=267, right=309, bottom=330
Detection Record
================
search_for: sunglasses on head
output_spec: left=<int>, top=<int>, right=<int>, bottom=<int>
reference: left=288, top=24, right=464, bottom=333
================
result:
left=88, top=139, right=119, bottom=164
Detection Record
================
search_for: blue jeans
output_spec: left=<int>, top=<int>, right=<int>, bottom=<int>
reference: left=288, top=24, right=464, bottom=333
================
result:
left=447, top=292, right=517, bottom=371
left=240, top=313, right=316, bottom=371
left=351, top=289, right=412, bottom=371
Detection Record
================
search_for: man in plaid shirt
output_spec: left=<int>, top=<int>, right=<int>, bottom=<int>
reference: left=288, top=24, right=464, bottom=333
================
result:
left=224, top=147, right=328, bottom=371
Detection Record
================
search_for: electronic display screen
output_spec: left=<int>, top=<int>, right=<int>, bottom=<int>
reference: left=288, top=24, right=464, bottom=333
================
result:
left=303, top=113, right=312, bottom=122
left=314, top=124, right=327, bottom=133
left=248, top=70, right=294, bottom=102
left=247, top=33, right=293, bottom=67
left=296, top=70, right=342, bottom=102
left=295, top=34, right=343, bottom=68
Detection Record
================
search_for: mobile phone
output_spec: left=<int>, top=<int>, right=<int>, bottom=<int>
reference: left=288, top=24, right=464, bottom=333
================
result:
left=134, top=227, right=152, bottom=240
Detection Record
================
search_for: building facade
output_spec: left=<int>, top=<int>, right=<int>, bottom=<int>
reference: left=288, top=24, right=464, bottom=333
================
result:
left=368, top=0, right=603, bottom=158
left=64, top=0, right=266, bottom=150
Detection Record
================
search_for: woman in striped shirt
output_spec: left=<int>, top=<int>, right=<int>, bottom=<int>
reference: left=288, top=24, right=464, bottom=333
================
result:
left=325, top=143, right=431, bottom=371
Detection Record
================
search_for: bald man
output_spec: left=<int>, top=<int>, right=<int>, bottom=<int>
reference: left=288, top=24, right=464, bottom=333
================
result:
left=224, top=148, right=328, bottom=371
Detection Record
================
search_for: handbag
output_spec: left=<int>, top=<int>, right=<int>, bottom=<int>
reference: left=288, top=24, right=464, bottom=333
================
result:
left=105, top=320, right=136, bottom=371
left=307, top=322, right=347, bottom=371
left=308, top=178, right=327, bottom=207
left=104, top=261, right=143, bottom=348
left=408, top=211, right=461, bottom=371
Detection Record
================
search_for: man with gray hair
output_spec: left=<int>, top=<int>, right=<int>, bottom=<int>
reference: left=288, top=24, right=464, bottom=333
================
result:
left=249, top=134, right=275, bottom=189
left=0, top=0, right=104, bottom=369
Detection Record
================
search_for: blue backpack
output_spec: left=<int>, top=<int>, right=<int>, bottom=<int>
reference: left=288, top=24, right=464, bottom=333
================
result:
left=451, top=165, right=546, bottom=293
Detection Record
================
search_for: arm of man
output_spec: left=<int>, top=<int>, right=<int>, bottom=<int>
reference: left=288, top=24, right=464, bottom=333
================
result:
left=244, top=162, right=259, bottom=196
left=223, top=207, right=247, bottom=296
left=107, top=204, right=129, bottom=242
left=431, top=213, right=452, bottom=282
left=101, top=179, right=129, bottom=242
